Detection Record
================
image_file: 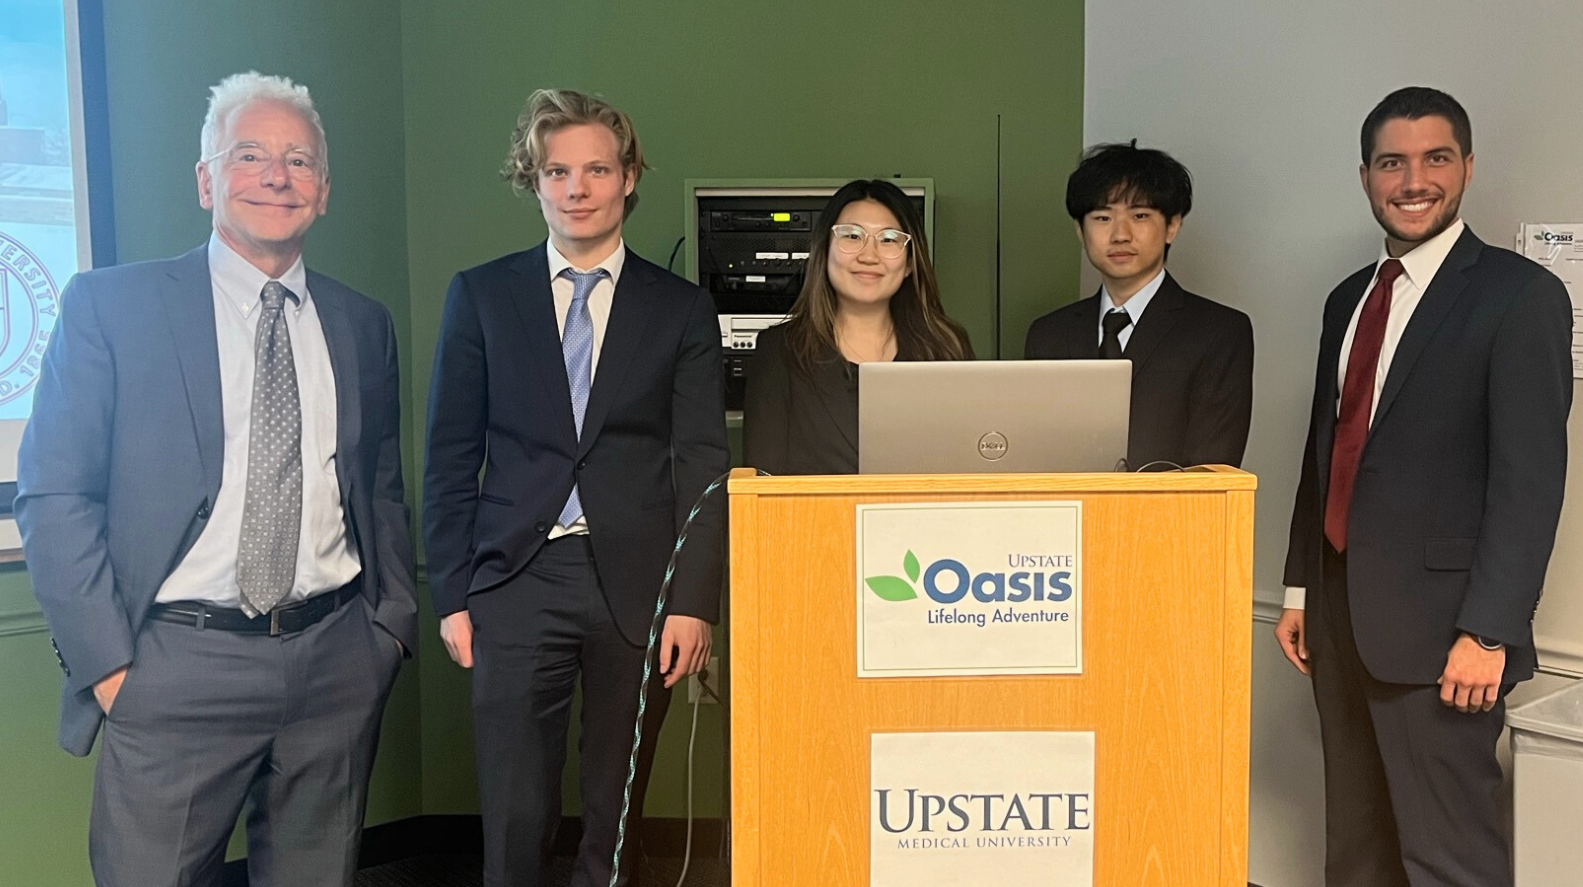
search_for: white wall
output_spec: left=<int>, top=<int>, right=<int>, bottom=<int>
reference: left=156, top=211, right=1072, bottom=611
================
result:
left=1082, top=3, right=1583, bottom=884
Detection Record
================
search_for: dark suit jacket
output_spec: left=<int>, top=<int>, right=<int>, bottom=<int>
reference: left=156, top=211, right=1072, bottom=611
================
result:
left=16, top=246, right=417, bottom=756
left=422, top=243, right=727, bottom=642
left=1024, top=272, right=1254, bottom=469
left=1284, top=227, right=1572, bottom=685
left=742, top=324, right=859, bottom=475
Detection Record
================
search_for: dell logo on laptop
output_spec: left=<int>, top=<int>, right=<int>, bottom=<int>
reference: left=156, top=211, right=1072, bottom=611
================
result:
left=977, top=432, right=1009, bottom=461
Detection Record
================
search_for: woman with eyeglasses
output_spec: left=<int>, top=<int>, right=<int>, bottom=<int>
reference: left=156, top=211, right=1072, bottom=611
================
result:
left=744, top=178, right=974, bottom=475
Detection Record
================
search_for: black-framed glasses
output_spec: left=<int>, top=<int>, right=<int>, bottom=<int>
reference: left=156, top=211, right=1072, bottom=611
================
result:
left=831, top=224, right=912, bottom=259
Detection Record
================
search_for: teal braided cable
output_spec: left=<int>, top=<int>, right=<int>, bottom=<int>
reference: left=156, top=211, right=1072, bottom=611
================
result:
left=608, top=469, right=758, bottom=887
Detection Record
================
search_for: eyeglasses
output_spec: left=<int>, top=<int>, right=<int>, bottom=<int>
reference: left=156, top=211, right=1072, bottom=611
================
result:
left=831, top=224, right=912, bottom=259
left=204, top=143, right=323, bottom=180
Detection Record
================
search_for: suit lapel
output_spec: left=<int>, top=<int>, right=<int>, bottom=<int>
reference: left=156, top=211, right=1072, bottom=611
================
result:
left=1121, top=274, right=1184, bottom=371
left=578, top=249, right=657, bottom=457
left=1371, top=227, right=1482, bottom=429
left=309, top=271, right=360, bottom=501
left=160, top=247, right=224, bottom=500
left=1064, top=292, right=1103, bottom=357
left=508, top=246, right=578, bottom=449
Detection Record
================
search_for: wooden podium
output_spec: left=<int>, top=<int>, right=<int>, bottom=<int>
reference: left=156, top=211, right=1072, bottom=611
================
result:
left=726, top=467, right=1255, bottom=886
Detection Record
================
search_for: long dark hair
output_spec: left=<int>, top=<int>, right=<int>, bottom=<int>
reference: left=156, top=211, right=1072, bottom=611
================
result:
left=783, top=179, right=974, bottom=377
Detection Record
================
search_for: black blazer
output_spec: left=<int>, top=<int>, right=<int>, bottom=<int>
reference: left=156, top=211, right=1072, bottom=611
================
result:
left=422, top=243, right=728, bottom=643
left=742, top=324, right=860, bottom=475
left=17, top=246, right=416, bottom=756
left=1284, top=227, right=1572, bottom=684
left=1024, top=272, right=1254, bottom=469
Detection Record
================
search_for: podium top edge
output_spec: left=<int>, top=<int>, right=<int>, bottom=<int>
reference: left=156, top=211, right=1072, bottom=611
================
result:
left=727, top=466, right=1258, bottom=494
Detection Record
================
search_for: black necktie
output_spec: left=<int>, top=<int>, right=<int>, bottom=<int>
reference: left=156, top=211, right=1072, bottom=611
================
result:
left=1100, top=309, right=1131, bottom=359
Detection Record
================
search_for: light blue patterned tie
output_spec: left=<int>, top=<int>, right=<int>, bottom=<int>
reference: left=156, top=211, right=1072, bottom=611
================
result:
left=558, top=268, right=607, bottom=526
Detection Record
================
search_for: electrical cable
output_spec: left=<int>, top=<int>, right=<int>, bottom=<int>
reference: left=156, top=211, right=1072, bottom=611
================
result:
left=666, top=235, right=686, bottom=274
left=693, top=671, right=723, bottom=705
left=674, top=674, right=704, bottom=887
left=608, top=468, right=768, bottom=887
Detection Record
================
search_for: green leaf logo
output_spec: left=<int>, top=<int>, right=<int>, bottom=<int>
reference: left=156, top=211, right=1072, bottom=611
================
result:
left=866, top=576, right=917, bottom=602
left=866, top=550, right=924, bottom=602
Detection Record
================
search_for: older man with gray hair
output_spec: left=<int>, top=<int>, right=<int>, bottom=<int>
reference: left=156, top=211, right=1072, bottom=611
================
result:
left=16, top=70, right=415, bottom=887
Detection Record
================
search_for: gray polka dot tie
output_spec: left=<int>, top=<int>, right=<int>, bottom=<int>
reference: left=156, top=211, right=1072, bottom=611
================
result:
left=236, top=281, right=303, bottom=618
left=558, top=268, right=606, bottom=526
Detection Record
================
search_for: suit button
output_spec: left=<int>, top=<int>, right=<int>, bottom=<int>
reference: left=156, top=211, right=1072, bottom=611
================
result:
left=534, top=521, right=547, bottom=533
left=197, top=500, right=211, bottom=520
left=577, top=459, right=588, bottom=470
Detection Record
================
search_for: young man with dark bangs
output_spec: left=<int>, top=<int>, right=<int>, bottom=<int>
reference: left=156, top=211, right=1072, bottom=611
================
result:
left=1025, top=142, right=1253, bottom=470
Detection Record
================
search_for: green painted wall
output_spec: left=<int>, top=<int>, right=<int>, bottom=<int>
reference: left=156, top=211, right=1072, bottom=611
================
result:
left=0, top=1, right=417, bottom=884
left=399, top=0, right=1086, bottom=819
left=2, top=1, right=1085, bottom=880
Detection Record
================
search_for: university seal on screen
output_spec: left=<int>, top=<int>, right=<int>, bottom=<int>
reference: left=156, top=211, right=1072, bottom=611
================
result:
left=856, top=501, right=1083, bottom=677
left=0, top=233, right=60, bottom=407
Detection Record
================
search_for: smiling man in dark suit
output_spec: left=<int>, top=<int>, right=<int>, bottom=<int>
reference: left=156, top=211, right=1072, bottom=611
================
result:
left=423, top=88, right=727, bottom=887
left=16, top=71, right=415, bottom=887
left=1025, top=142, right=1253, bottom=470
left=1276, top=87, right=1572, bottom=887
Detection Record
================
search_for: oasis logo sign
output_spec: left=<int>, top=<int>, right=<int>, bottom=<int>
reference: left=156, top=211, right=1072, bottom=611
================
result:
left=1533, top=230, right=1576, bottom=244
left=865, top=549, right=1075, bottom=606
left=856, top=501, right=1083, bottom=678
left=871, top=731, right=1096, bottom=887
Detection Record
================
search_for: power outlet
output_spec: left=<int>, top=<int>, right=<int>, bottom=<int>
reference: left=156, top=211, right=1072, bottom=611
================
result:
left=687, top=656, right=722, bottom=705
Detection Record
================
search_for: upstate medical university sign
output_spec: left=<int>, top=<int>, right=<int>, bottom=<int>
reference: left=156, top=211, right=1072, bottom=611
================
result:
left=870, top=731, right=1096, bottom=886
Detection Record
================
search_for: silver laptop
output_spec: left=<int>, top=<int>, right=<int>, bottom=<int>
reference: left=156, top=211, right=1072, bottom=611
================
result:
left=858, top=360, right=1131, bottom=473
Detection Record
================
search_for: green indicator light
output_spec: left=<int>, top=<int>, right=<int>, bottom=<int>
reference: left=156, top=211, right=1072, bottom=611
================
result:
left=771, top=212, right=791, bottom=222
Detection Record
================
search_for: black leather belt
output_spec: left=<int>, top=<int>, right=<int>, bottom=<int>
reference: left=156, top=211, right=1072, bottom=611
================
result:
left=147, top=577, right=362, bottom=636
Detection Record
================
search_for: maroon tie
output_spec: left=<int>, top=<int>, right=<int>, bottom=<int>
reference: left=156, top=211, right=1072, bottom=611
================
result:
left=1324, top=258, right=1405, bottom=552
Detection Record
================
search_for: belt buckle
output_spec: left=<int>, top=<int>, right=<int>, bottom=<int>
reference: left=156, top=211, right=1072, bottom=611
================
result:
left=269, top=608, right=283, bottom=637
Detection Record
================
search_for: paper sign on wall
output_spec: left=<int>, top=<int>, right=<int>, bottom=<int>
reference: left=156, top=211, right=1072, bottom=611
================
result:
left=1519, top=223, right=1583, bottom=378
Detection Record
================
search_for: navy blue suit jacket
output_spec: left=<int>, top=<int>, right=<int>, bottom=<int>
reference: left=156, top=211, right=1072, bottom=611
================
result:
left=16, top=246, right=418, bottom=756
left=1284, top=228, right=1572, bottom=684
left=422, top=243, right=727, bottom=641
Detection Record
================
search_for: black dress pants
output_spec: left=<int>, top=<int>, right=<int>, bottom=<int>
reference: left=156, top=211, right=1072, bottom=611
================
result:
left=1309, top=544, right=1510, bottom=887
left=470, top=536, right=672, bottom=887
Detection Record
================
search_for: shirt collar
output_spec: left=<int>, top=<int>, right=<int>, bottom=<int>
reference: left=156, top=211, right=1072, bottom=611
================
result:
left=547, top=238, right=626, bottom=287
left=1378, top=218, right=1465, bottom=291
left=207, top=232, right=309, bottom=313
left=1101, top=267, right=1167, bottom=324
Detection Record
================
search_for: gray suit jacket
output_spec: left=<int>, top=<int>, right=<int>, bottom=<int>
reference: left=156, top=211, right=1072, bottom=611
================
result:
left=16, top=245, right=417, bottom=756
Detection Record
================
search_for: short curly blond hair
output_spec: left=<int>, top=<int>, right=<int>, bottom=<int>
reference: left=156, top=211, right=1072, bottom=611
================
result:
left=502, top=89, right=647, bottom=217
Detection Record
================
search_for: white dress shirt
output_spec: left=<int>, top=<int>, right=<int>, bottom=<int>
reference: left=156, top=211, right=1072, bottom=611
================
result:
left=1285, top=219, right=1465, bottom=610
left=546, top=238, right=625, bottom=539
left=1097, top=268, right=1167, bottom=351
left=155, top=234, right=361, bottom=607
